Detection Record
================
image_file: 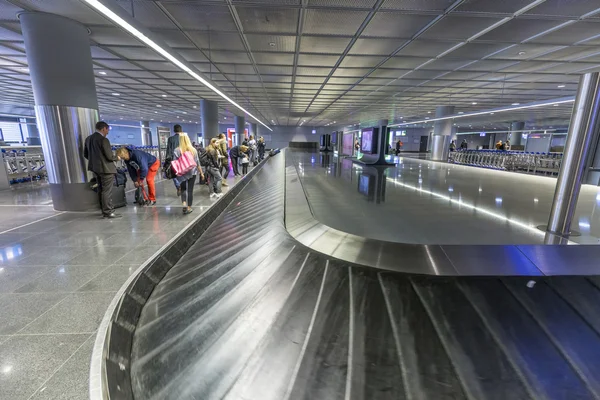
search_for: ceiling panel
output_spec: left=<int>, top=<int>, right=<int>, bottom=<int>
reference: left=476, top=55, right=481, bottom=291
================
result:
left=304, top=9, right=368, bottom=35
left=236, top=6, right=298, bottom=34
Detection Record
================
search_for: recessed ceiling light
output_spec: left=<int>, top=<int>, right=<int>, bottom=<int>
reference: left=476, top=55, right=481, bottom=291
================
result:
left=193, top=105, right=197, bottom=108
left=269, top=42, right=276, bottom=47
left=20, top=67, right=29, bottom=72
left=518, top=51, right=526, bottom=55
left=121, top=104, right=124, bottom=106
left=425, top=117, right=430, bottom=120
left=224, top=117, right=227, bottom=120
left=512, top=103, right=520, bottom=106
left=98, top=71, right=107, bottom=75
left=427, top=111, right=431, bottom=114
left=112, top=93, right=120, bottom=96
left=554, top=104, right=559, bottom=106
left=472, top=102, right=477, bottom=105
left=458, top=111, right=464, bottom=114
left=161, top=94, right=167, bottom=97
left=558, top=84, right=565, bottom=88
left=156, top=104, right=162, bottom=107
left=155, top=111, right=158, bottom=113
left=490, top=112, right=495, bottom=115
left=183, top=112, right=187, bottom=114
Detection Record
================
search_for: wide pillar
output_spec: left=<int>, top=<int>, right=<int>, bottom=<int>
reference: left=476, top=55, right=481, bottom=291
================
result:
left=250, top=123, right=258, bottom=138
left=200, top=99, right=218, bottom=144
left=20, top=12, right=99, bottom=211
left=235, top=115, right=245, bottom=144
left=26, top=121, right=41, bottom=145
left=547, top=72, right=600, bottom=236
left=431, top=105, right=454, bottom=161
left=140, top=121, right=152, bottom=146
left=510, top=121, right=525, bottom=145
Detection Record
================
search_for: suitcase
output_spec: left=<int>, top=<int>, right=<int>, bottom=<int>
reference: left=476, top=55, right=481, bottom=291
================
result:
left=269, top=148, right=280, bottom=157
left=112, top=184, right=127, bottom=209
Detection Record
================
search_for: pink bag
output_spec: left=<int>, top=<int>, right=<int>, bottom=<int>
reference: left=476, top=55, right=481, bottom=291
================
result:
left=171, top=151, right=196, bottom=176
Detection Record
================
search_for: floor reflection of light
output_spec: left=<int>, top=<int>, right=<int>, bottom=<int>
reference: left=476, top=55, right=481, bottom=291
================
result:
left=495, top=197, right=503, bottom=204
left=448, top=187, right=454, bottom=192
left=2, top=365, right=12, bottom=374
left=597, top=193, right=600, bottom=202
left=579, top=220, right=591, bottom=230
left=59, top=267, right=65, bottom=273
left=534, top=198, right=539, bottom=203
left=479, top=187, right=483, bottom=192
left=387, top=178, right=545, bottom=237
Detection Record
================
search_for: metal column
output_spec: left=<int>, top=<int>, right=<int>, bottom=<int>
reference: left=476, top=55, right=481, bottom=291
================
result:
left=547, top=72, right=600, bottom=236
left=200, top=99, right=218, bottom=145
left=431, top=105, right=454, bottom=161
left=510, top=122, right=525, bottom=146
left=235, top=115, right=245, bottom=144
left=20, top=12, right=99, bottom=211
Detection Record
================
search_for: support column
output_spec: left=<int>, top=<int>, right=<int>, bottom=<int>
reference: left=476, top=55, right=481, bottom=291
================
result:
left=140, top=121, right=151, bottom=146
left=510, top=121, right=525, bottom=145
left=250, top=123, right=258, bottom=138
left=20, top=12, right=99, bottom=211
left=26, top=120, right=41, bottom=145
left=547, top=72, right=600, bottom=236
left=200, top=99, right=218, bottom=145
left=235, top=115, right=245, bottom=144
left=431, top=105, right=454, bottom=161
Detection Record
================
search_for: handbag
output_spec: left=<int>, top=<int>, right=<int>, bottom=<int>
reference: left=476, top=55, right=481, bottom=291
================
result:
left=171, top=151, right=196, bottom=176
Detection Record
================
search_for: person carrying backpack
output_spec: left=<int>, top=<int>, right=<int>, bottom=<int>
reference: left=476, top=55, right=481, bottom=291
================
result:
left=165, top=124, right=183, bottom=196
left=257, top=137, right=266, bottom=161
left=173, top=133, right=204, bottom=214
left=218, top=133, right=230, bottom=183
left=116, top=146, right=160, bottom=205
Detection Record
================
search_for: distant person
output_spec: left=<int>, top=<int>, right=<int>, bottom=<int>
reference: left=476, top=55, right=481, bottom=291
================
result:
left=206, top=138, right=223, bottom=198
left=173, top=134, right=204, bottom=214
left=257, top=137, right=266, bottom=161
left=395, top=139, right=403, bottom=155
left=449, top=140, right=456, bottom=152
left=241, top=153, right=250, bottom=175
left=166, top=124, right=183, bottom=195
left=84, top=121, right=121, bottom=219
left=460, top=139, right=468, bottom=150
left=242, top=137, right=249, bottom=146
left=229, top=144, right=248, bottom=176
left=248, top=135, right=257, bottom=165
left=496, top=141, right=503, bottom=150
left=355, top=139, right=360, bottom=153
left=504, top=140, right=511, bottom=151
left=218, top=133, right=230, bottom=185
left=116, top=146, right=160, bottom=205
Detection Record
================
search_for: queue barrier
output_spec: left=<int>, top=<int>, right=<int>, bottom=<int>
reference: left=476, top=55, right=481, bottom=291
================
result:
left=448, top=149, right=563, bottom=175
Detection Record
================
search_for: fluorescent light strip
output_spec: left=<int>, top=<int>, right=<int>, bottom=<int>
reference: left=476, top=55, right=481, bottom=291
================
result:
left=385, top=177, right=546, bottom=237
left=389, top=98, right=575, bottom=127
left=83, top=0, right=272, bottom=132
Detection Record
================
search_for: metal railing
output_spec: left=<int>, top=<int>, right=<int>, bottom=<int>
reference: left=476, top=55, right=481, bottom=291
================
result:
left=448, top=149, right=563, bottom=175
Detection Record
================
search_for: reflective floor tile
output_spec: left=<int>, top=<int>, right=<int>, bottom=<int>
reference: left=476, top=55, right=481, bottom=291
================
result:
left=19, top=292, right=116, bottom=334
left=0, top=293, right=67, bottom=335
left=0, top=334, right=89, bottom=400
left=15, top=266, right=108, bottom=293
left=0, top=266, right=52, bottom=293
left=77, top=264, right=139, bottom=292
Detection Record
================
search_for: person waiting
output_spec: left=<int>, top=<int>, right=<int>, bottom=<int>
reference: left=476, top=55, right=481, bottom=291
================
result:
left=229, top=144, right=249, bottom=176
left=173, top=134, right=204, bottom=214
left=166, top=124, right=183, bottom=195
left=84, top=121, right=121, bottom=218
left=248, top=135, right=257, bottom=165
left=257, top=137, right=266, bottom=161
left=116, top=147, right=160, bottom=205
left=449, top=140, right=457, bottom=152
left=206, top=138, right=224, bottom=198
left=395, top=139, right=403, bottom=155
left=460, top=139, right=468, bottom=150
left=217, top=133, right=230, bottom=185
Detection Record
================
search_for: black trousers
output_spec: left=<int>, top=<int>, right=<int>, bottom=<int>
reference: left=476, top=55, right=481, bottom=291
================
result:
left=95, top=172, right=115, bottom=215
left=231, top=156, right=240, bottom=175
left=180, top=175, right=197, bottom=206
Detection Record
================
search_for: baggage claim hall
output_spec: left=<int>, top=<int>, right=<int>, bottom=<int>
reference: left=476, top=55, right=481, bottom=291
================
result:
left=1, top=0, right=600, bottom=399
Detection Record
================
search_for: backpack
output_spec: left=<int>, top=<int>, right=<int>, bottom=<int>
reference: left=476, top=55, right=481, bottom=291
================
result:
left=163, top=158, right=176, bottom=180
left=199, top=148, right=209, bottom=167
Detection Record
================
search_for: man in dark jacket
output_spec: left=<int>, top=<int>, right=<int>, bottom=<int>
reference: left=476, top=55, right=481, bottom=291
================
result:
left=116, top=147, right=160, bottom=205
left=165, top=124, right=182, bottom=194
left=84, top=121, right=121, bottom=218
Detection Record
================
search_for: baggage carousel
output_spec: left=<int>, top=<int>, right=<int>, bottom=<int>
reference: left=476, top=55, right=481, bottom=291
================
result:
left=91, top=149, right=600, bottom=400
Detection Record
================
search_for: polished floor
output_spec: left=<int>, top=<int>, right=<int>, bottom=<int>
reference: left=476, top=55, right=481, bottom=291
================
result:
left=0, top=172, right=245, bottom=400
left=291, top=152, right=600, bottom=245
left=131, top=151, right=600, bottom=400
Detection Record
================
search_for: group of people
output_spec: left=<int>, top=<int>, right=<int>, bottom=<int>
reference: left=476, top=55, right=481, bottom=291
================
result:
left=83, top=120, right=267, bottom=218
left=449, top=139, right=469, bottom=151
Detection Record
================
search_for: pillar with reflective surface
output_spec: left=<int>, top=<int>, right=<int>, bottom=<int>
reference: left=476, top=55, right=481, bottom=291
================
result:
left=250, top=123, right=258, bottom=138
left=510, top=121, right=525, bottom=146
left=200, top=99, right=218, bottom=143
left=20, top=12, right=99, bottom=211
left=547, top=72, right=600, bottom=236
left=140, top=121, right=152, bottom=146
left=431, top=105, right=454, bottom=161
left=235, top=115, right=245, bottom=144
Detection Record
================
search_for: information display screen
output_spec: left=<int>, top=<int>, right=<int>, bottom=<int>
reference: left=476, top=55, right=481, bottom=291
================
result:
left=342, top=133, right=354, bottom=156
left=361, top=129, right=375, bottom=153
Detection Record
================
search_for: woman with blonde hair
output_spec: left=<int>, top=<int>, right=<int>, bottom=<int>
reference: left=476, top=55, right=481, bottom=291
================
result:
left=206, top=138, right=223, bottom=198
left=174, top=133, right=204, bottom=214
left=229, top=144, right=249, bottom=176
